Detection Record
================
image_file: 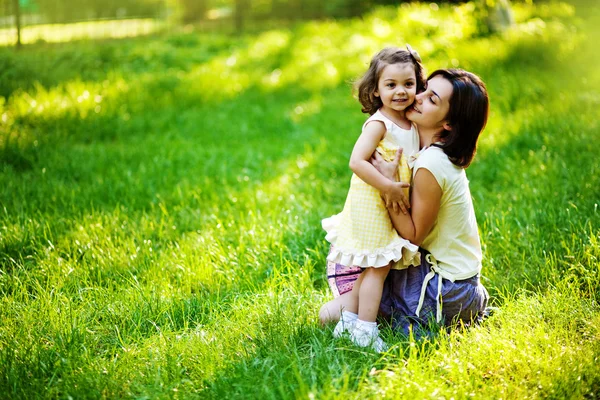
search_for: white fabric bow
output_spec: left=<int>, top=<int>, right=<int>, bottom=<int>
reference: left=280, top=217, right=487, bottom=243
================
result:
left=406, top=44, right=422, bottom=63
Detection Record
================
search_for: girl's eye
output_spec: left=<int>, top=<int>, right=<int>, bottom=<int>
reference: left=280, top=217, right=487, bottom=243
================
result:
left=387, top=84, right=395, bottom=88
left=406, top=82, right=414, bottom=87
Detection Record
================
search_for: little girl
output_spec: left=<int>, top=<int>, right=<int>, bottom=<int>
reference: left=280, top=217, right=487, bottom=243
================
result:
left=322, top=46, right=425, bottom=351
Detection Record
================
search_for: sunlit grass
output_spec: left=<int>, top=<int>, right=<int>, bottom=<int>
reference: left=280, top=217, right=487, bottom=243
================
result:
left=0, top=18, right=166, bottom=46
left=1, top=1, right=599, bottom=398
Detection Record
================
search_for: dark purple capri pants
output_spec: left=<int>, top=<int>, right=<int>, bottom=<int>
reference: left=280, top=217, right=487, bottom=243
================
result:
left=328, top=246, right=489, bottom=336
left=379, top=249, right=489, bottom=335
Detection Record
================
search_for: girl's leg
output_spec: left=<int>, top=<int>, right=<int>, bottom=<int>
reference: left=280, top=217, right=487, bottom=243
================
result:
left=357, top=265, right=391, bottom=322
left=326, top=264, right=389, bottom=323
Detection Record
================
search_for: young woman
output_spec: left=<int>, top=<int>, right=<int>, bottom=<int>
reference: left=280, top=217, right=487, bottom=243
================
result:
left=320, top=69, right=490, bottom=343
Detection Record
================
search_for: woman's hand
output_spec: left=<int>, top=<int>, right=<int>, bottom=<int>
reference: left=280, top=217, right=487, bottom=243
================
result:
left=371, top=148, right=410, bottom=214
left=370, top=150, right=399, bottom=181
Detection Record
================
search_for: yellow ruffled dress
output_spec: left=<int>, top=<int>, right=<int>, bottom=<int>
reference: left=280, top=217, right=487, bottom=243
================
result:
left=322, top=110, right=421, bottom=269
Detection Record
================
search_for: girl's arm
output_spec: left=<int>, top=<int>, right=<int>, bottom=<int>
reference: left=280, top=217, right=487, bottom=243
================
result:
left=388, top=168, right=441, bottom=245
left=349, top=122, right=409, bottom=213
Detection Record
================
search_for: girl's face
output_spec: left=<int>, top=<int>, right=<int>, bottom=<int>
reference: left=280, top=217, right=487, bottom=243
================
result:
left=406, top=75, right=453, bottom=131
left=374, top=63, right=417, bottom=114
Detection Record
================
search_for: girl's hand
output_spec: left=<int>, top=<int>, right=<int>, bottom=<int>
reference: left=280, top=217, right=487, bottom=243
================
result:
left=382, top=181, right=410, bottom=215
left=370, top=148, right=410, bottom=214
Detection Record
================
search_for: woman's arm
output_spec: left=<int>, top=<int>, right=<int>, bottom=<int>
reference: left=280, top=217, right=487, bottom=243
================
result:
left=350, top=122, right=409, bottom=213
left=370, top=149, right=441, bottom=244
left=388, top=168, right=441, bottom=245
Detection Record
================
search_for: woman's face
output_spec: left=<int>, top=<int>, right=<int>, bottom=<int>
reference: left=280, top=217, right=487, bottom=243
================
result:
left=406, top=75, right=453, bottom=131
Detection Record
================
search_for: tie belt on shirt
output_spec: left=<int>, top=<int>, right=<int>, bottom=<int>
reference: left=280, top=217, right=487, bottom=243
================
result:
left=415, top=253, right=456, bottom=323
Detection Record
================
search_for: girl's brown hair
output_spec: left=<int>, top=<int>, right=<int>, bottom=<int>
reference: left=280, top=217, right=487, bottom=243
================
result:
left=429, top=69, right=489, bottom=168
left=356, top=47, right=426, bottom=115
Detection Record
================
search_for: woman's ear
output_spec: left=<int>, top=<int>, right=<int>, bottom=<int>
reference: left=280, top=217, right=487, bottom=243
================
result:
left=443, top=122, right=452, bottom=132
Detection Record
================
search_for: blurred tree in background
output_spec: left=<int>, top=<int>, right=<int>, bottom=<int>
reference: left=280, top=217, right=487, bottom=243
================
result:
left=1, top=0, right=518, bottom=46
left=477, top=0, right=515, bottom=34
left=31, top=0, right=164, bottom=22
left=1, top=0, right=521, bottom=24
left=178, top=0, right=208, bottom=23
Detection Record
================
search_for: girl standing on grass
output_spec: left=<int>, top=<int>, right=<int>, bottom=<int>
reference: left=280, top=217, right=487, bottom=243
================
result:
left=320, top=69, right=490, bottom=346
left=321, top=46, right=426, bottom=351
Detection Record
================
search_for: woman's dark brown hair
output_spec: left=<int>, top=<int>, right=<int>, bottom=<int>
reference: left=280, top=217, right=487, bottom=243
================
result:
left=356, top=47, right=426, bottom=115
left=429, top=69, right=489, bottom=168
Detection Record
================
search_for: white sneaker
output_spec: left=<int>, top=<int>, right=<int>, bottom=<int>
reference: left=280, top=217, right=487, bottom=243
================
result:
left=350, top=321, right=388, bottom=353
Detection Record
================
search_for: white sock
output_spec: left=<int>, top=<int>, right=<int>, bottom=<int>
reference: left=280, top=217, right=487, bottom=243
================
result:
left=355, top=319, right=378, bottom=334
left=341, top=311, right=358, bottom=322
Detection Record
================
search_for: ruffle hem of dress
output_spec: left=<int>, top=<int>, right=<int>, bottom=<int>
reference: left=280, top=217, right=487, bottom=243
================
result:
left=322, top=214, right=421, bottom=269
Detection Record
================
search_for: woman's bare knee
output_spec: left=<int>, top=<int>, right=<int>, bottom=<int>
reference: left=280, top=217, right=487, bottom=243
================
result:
left=319, top=304, right=334, bottom=326
left=318, top=292, right=357, bottom=326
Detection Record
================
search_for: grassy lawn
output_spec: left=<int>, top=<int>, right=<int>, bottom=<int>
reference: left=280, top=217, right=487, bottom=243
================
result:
left=1, top=1, right=599, bottom=398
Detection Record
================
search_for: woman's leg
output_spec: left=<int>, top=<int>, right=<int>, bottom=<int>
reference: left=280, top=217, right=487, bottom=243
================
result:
left=318, top=292, right=356, bottom=325
left=319, top=272, right=364, bottom=325
left=357, top=265, right=391, bottom=322
left=319, top=265, right=391, bottom=324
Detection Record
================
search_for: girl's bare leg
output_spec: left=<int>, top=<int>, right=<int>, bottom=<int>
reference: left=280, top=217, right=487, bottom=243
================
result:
left=357, top=265, right=390, bottom=322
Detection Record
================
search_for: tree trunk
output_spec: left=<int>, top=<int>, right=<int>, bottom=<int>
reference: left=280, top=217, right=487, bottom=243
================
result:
left=486, top=0, right=515, bottom=34
left=14, top=0, right=21, bottom=47
left=235, top=0, right=247, bottom=34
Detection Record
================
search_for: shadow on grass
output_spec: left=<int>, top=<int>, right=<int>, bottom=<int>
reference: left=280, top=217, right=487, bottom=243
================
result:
left=0, top=29, right=243, bottom=98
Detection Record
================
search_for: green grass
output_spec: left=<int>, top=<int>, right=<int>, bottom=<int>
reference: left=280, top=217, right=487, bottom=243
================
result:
left=1, top=1, right=599, bottom=398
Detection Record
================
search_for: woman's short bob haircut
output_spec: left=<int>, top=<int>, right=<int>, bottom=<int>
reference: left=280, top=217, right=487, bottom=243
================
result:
left=356, top=47, right=426, bottom=115
left=429, top=69, right=489, bottom=168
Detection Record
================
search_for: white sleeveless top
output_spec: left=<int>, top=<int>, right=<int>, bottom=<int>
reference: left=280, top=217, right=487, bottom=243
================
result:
left=362, top=110, right=420, bottom=159
left=411, top=146, right=483, bottom=323
left=413, top=146, right=482, bottom=279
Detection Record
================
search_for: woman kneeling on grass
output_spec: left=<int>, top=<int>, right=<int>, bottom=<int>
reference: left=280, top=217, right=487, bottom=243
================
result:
left=319, top=69, right=490, bottom=349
